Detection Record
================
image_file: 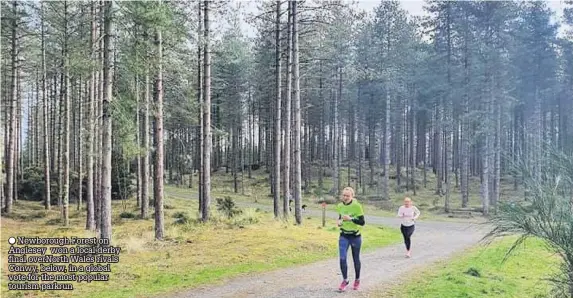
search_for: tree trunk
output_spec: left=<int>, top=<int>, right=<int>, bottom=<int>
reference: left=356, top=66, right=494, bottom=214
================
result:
left=239, top=127, right=245, bottom=194
left=292, top=0, right=302, bottom=225
left=493, top=92, right=502, bottom=212
left=273, top=0, right=282, bottom=218
left=422, top=119, right=427, bottom=188
left=435, top=103, right=443, bottom=196
left=100, top=0, right=114, bottom=241
left=232, top=127, right=238, bottom=193
left=135, top=23, right=142, bottom=205
left=317, top=61, right=323, bottom=197
left=136, top=73, right=141, bottom=207
left=283, top=0, right=292, bottom=218
left=331, top=68, right=340, bottom=195
left=15, top=65, right=22, bottom=204
left=71, top=81, right=76, bottom=176
left=410, top=95, right=417, bottom=196
left=95, top=0, right=105, bottom=236
left=481, top=129, right=491, bottom=216
left=481, top=74, right=492, bottom=216
left=201, top=0, right=212, bottom=222
left=460, top=17, right=470, bottom=207
left=50, top=75, right=57, bottom=175
left=512, top=108, right=519, bottom=191
left=349, top=100, right=356, bottom=162
left=153, top=20, right=165, bottom=240
left=86, top=10, right=95, bottom=227
left=444, top=7, right=452, bottom=212
left=58, top=72, right=64, bottom=210
left=77, top=78, right=84, bottom=211
left=33, top=76, right=39, bottom=168
left=395, top=94, right=403, bottom=191
left=258, top=99, right=263, bottom=165
left=444, top=111, right=452, bottom=213
left=305, top=104, right=311, bottom=193
left=41, top=2, right=51, bottom=211
left=1, top=59, right=7, bottom=209
left=141, top=68, right=150, bottom=218
left=196, top=1, right=203, bottom=211
left=248, top=90, right=253, bottom=179
left=62, top=0, right=71, bottom=226
left=358, top=105, right=363, bottom=194
left=4, top=0, right=18, bottom=214
left=168, top=135, right=174, bottom=184
left=383, top=89, right=390, bottom=201
left=368, top=112, right=375, bottom=188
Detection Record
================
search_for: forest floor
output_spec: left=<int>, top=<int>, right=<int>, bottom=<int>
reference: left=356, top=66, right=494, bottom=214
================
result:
left=166, top=209, right=490, bottom=298
left=2, top=168, right=540, bottom=298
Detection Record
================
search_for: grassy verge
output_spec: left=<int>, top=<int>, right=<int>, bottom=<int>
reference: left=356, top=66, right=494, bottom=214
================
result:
left=378, top=236, right=559, bottom=298
left=1, top=198, right=401, bottom=298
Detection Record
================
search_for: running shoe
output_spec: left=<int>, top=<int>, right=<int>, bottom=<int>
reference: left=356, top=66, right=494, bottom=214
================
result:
left=338, top=280, right=349, bottom=291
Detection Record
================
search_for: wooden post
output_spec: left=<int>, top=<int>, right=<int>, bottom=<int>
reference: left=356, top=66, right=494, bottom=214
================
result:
left=321, top=202, right=326, bottom=227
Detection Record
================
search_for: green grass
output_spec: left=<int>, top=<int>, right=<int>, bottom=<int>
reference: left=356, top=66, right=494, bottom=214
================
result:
left=379, top=237, right=560, bottom=298
left=1, top=198, right=401, bottom=298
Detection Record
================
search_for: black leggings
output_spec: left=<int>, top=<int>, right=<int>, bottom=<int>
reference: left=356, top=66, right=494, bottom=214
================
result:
left=400, top=224, right=415, bottom=250
left=339, top=234, right=362, bottom=280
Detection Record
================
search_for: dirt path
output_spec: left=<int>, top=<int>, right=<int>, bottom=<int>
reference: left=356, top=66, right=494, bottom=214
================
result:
left=165, top=193, right=489, bottom=298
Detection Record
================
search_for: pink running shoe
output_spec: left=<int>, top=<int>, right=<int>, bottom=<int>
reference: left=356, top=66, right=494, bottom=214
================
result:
left=353, top=280, right=360, bottom=290
left=338, top=280, right=349, bottom=291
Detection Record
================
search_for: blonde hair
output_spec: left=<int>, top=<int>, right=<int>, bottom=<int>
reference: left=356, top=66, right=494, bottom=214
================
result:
left=404, top=197, right=412, bottom=202
left=342, top=187, right=355, bottom=198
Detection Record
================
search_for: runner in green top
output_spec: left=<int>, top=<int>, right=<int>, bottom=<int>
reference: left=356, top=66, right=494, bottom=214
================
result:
left=335, top=187, right=365, bottom=291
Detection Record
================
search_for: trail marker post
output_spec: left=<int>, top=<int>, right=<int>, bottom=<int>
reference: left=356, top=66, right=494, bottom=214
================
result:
left=321, top=202, right=326, bottom=227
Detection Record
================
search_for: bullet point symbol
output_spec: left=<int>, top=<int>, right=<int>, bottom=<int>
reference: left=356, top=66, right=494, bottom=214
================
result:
left=8, top=237, right=16, bottom=245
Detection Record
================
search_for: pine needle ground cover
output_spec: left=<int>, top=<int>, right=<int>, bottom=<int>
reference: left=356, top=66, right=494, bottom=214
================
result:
left=1, top=198, right=401, bottom=298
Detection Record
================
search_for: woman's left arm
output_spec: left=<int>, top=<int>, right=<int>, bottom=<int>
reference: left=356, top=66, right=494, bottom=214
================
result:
left=413, top=206, right=421, bottom=220
left=351, top=205, right=365, bottom=226
left=351, top=216, right=365, bottom=226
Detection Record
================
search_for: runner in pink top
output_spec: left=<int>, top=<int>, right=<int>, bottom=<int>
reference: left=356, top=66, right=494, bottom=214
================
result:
left=397, top=197, right=420, bottom=258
